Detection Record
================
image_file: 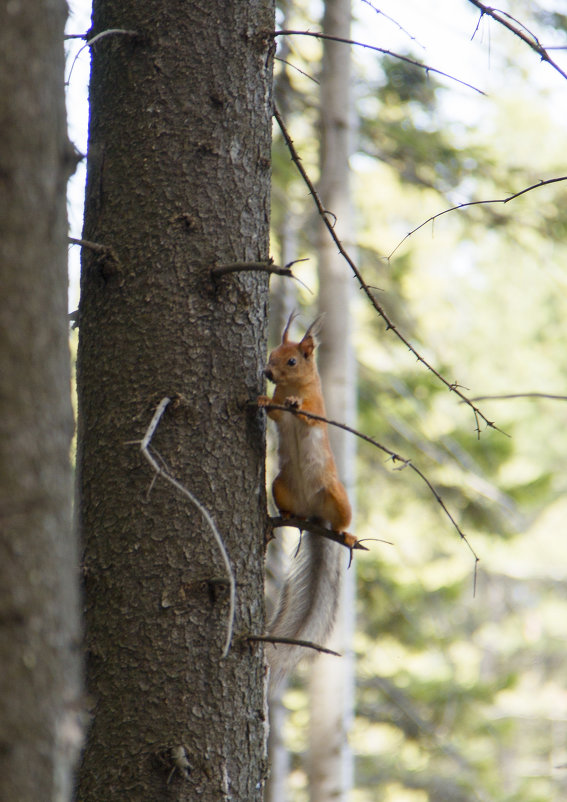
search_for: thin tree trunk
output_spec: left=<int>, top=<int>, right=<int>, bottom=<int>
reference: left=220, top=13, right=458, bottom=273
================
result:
left=76, top=2, right=274, bottom=800
left=310, top=0, right=356, bottom=800
left=0, top=1, right=82, bottom=800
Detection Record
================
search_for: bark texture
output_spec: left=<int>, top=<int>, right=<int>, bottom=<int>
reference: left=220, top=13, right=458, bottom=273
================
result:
left=0, top=1, right=82, bottom=800
left=76, top=1, right=274, bottom=800
left=310, top=0, right=356, bottom=799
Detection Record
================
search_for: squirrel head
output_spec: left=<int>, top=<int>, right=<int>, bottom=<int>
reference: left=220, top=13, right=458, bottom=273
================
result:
left=264, top=312, right=323, bottom=388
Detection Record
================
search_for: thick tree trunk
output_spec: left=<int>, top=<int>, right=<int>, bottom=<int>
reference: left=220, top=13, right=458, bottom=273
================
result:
left=76, top=1, right=274, bottom=800
left=0, top=1, right=82, bottom=800
left=310, top=0, right=356, bottom=800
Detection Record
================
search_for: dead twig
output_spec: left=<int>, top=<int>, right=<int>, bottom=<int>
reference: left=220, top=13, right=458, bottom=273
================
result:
left=211, top=258, right=313, bottom=294
left=68, top=236, right=117, bottom=257
left=246, top=634, right=341, bottom=658
left=138, top=397, right=235, bottom=657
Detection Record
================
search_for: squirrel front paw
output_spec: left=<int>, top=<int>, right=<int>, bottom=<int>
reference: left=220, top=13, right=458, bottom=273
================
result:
left=284, top=396, right=301, bottom=409
left=257, top=395, right=271, bottom=407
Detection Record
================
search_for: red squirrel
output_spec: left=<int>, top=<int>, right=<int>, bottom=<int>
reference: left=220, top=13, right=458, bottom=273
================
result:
left=258, top=312, right=352, bottom=684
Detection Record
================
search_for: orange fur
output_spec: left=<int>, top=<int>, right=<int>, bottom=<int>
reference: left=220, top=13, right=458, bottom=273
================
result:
left=259, top=314, right=352, bottom=683
left=259, top=316, right=351, bottom=533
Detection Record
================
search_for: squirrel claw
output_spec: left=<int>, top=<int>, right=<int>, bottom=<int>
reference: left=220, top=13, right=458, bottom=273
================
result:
left=284, top=396, right=301, bottom=409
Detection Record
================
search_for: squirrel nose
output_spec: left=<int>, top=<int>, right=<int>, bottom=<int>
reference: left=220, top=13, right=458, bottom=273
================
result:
left=264, top=367, right=274, bottom=382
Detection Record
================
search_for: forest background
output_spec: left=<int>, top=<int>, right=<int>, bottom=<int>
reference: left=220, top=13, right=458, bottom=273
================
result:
left=64, top=1, right=567, bottom=800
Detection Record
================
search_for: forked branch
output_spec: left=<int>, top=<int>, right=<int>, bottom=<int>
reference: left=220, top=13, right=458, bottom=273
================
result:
left=467, top=0, right=567, bottom=82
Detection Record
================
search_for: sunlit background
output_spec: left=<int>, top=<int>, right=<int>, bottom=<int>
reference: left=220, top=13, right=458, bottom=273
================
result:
left=66, top=2, right=567, bottom=799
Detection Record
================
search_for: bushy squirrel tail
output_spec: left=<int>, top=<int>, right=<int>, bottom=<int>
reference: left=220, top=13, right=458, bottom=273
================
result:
left=266, top=533, right=343, bottom=687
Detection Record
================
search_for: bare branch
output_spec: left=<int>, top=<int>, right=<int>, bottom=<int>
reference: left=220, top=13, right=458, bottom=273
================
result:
left=359, top=0, right=424, bottom=49
left=212, top=260, right=292, bottom=277
left=273, top=105, right=501, bottom=437
left=139, top=397, right=236, bottom=658
left=254, top=400, right=480, bottom=571
left=471, top=392, right=567, bottom=402
left=246, top=634, right=341, bottom=657
left=210, top=259, right=313, bottom=294
left=269, top=515, right=368, bottom=551
left=467, top=0, right=567, bottom=82
left=274, top=29, right=485, bottom=95
left=68, top=236, right=121, bottom=278
left=388, top=176, right=567, bottom=259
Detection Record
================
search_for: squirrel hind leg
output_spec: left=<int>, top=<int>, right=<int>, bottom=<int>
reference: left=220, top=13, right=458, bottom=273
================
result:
left=318, top=481, right=352, bottom=533
left=272, top=475, right=297, bottom=519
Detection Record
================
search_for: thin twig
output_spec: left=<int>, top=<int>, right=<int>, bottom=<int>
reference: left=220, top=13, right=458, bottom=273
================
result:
left=247, top=634, right=341, bottom=657
left=269, top=515, right=368, bottom=551
left=466, top=0, right=567, bottom=82
left=139, top=397, right=236, bottom=657
left=255, top=400, right=480, bottom=572
left=274, top=29, right=485, bottom=95
left=273, top=105, right=501, bottom=438
left=360, top=0, right=424, bottom=49
left=388, top=176, right=567, bottom=259
left=275, top=56, right=320, bottom=85
left=471, top=392, right=567, bottom=402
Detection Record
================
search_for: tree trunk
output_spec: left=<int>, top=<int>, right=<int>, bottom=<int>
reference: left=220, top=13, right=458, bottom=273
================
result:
left=76, top=1, right=274, bottom=800
left=310, top=0, right=356, bottom=800
left=0, top=1, right=82, bottom=800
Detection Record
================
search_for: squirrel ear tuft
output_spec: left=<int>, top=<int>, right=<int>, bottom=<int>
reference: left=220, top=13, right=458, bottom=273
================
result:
left=281, top=310, right=299, bottom=344
left=301, top=314, right=325, bottom=347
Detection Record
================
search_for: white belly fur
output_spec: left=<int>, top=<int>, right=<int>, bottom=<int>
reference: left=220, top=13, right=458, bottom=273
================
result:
left=276, top=414, right=327, bottom=518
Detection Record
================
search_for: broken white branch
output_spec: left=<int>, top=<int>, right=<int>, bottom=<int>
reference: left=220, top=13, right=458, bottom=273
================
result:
left=66, top=28, right=138, bottom=86
left=139, top=397, right=235, bottom=657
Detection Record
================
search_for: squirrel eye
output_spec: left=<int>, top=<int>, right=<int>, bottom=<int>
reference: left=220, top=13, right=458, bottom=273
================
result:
left=287, top=357, right=297, bottom=366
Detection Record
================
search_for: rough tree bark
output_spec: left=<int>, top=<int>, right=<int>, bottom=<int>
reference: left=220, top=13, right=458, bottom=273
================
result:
left=310, top=0, right=356, bottom=799
left=76, top=1, right=274, bottom=800
left=0, top=1, right=82, bottom=800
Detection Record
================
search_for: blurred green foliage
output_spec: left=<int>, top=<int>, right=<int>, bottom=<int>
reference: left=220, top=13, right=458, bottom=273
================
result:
left=270, top=1, right=567, bottom=800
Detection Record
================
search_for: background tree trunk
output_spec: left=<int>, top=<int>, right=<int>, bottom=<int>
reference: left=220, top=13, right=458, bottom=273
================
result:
left=310, top=0, right=356, bottom=799
left=0, top=1, right=82, bottom=800
left=76, top=1, right=274, bottom=800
